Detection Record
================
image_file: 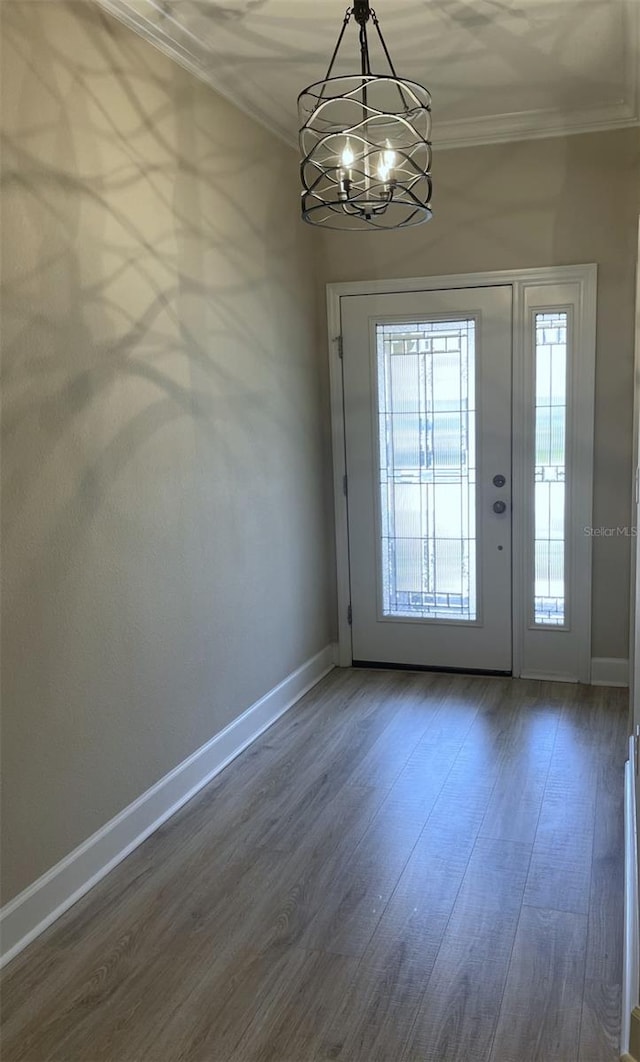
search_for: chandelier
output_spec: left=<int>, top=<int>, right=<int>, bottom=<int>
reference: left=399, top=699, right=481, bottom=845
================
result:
left=298, top=0, right=432, bottom=230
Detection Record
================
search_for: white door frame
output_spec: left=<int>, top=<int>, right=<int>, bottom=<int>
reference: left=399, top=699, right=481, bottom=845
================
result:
left=327, top=264, right=597, bottom=681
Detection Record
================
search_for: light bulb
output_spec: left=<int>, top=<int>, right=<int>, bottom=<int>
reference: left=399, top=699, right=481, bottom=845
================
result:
left=377, top=159, right=390, bottom=182
left=383, top=141, right=396, bottom=171
left=341, top=139, right=355, bottom=168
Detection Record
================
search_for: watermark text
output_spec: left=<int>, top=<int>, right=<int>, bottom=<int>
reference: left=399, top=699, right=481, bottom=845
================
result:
left=583, top=526, right=637, bottom=537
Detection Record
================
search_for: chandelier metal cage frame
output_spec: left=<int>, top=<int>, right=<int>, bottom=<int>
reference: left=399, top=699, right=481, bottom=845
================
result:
left=298, top=0, right=432, bottom=231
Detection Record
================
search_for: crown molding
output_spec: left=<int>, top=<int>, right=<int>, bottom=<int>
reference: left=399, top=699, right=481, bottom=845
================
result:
left=97, top=0, right=640, bottom=152
left=433, top=98, right=639, bottom=151
left=96, top=0, right=296, bottom=148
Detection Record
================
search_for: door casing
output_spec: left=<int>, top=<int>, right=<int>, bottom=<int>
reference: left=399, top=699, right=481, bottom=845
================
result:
left=327, top=265, right=597, bottom=682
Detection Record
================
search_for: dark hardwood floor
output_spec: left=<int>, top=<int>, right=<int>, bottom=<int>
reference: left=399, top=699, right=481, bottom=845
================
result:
left=0, top=668, right=628, bottom=1061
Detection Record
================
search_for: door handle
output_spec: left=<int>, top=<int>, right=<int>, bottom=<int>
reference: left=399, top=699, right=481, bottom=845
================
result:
left=492, top=500, right=507, bottom=514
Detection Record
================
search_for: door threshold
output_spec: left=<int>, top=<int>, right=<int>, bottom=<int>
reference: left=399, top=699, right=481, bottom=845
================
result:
left=352, top=660, right=513, bottom=677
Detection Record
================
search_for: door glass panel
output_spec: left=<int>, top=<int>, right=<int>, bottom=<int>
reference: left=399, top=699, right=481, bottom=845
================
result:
left=376, top=319, right=476, bottom=621
left=533, top=311, right=567, bottom=626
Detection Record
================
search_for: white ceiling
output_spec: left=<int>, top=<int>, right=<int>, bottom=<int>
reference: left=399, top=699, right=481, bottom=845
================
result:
left=98, top=0, right=640, bottom=148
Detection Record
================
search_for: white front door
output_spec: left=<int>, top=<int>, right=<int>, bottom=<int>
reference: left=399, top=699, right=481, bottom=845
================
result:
left=342, top=286, right=512, bottom=672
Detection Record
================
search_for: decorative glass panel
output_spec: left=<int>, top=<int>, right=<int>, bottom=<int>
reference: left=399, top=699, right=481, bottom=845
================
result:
left=377, top=319, right=476, bottom=621
left=533, top=312, right=567, bottom=626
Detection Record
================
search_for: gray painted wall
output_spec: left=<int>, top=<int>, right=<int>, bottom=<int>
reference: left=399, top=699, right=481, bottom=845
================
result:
left=1, top=0, right=332, bottom=902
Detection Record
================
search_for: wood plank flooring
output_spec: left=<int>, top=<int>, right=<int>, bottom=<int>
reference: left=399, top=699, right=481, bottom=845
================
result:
left=0, top=669, right=628, bottom=1062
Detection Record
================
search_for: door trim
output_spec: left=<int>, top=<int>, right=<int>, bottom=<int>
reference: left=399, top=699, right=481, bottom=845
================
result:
left=327, top=265, right=597, bottom=680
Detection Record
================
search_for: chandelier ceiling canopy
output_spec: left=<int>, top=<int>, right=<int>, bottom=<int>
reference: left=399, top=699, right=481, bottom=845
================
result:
left=298, top=0, right=433, bottom=231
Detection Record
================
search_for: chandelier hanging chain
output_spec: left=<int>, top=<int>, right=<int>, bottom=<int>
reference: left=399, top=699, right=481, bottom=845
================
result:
left=353, top=0, right=372, bottom=75
left=359, top=21, right=370, bottom=75
left=324, top=3, right=397, bottom=81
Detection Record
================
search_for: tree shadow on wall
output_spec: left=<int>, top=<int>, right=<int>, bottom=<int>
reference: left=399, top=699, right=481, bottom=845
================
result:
left=1, top=0, right=321, bottom=671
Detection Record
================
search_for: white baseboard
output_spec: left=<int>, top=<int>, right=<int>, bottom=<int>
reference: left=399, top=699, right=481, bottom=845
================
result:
left=0, top=644, right=336, bottom=968
left=623, top=741, right=639, bottom=1057
left=591, top=657, right=630, bottom=687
